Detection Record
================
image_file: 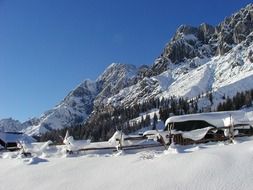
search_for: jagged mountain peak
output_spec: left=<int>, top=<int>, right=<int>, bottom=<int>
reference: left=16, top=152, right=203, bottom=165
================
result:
left=211, top=3, right=253, bottom=55
left=96, top=63, right=138, bottom=92
left=174, top=24, right=198, bottom=34
left=173, top=25, right=199, bottom=40
left=151, top=3, right=253, bottom=76
left=97, top=63, right=137, bottom=83
left=0, top=118, right=22, bottom=132
left=94, top=63, right=139, bottom=109
left=151, top=24, right=213, bottom=75
left=170, top=23, right=215, bottom=46
left=158, top=23, right=214, bottom=66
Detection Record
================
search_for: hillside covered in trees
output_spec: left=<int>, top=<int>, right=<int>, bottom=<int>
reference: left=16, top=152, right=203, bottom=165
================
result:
left=40, top=88, right=253, bottom=143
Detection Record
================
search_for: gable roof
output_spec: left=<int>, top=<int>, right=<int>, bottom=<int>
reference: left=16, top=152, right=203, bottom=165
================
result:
left=165, top=111, right=250, bottom=128
left=0, top=132, right=35, bottom=143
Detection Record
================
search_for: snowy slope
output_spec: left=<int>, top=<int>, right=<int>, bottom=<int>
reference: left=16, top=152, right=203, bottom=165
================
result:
left=164, top=37, right=253, bottom=100
left=212, top=40, right=253, bottom=98
left=23, top=80, right=99, bottom=135
left=106, top=36, right=253, bottom=108
left=22, top=63, right=138, bottom=135
left=1, top=137, right=253, bottom=190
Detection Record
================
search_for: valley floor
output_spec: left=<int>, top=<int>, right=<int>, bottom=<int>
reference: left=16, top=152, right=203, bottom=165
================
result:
left=1, top=137, right=253, bottom=190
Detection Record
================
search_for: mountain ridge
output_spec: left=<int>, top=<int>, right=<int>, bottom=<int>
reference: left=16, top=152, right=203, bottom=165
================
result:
left=1, top=3, right=253, bottom=136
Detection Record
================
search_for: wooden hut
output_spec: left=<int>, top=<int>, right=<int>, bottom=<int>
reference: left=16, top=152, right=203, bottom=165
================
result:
left=164, top=111, right=253, bottom=145
left=0, top=132, right=35, bottom=151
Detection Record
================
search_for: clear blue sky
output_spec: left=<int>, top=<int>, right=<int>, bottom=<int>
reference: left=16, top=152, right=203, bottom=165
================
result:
left=0, top=0, right=252, bottom=122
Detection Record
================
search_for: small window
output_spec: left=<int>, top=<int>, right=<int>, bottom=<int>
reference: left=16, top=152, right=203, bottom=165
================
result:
left=171, top=120, right=214, bottom=131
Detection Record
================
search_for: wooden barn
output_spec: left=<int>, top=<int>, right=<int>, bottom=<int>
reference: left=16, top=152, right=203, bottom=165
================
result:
left=164, top=111, right=253, bottom=145
left=0, top=132, right=35, bottom=151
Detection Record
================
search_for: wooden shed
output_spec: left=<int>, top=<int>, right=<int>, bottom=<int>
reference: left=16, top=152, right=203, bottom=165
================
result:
left=0, top=132, right=35, bottom=151
left=164, top=111, right=253, bottom=145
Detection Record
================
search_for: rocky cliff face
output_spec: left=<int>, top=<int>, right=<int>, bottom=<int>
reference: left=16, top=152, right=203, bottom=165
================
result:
left=213, top=3, right=253, bottom=55
left=152, top=4, right=253, bottom=75
left=94, top=63, right=138, bottom=109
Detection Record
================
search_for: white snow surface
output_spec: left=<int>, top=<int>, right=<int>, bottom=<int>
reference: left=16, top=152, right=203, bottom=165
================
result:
left=1, top=137, right=253, bottom=190
left=165, top=111, right=250, bottom=128
left=181, top=127, right=213, bottom=141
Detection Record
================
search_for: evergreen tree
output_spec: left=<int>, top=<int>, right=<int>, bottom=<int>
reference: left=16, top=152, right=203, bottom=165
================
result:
left=209, top=93, right=213, bottom=105
left=152, top=113, right=158, bottom=130
left=145, top=115, right=151, bottom=127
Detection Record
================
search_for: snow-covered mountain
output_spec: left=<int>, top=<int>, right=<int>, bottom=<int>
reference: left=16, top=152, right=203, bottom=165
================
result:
left=0, top=118, right=23, bottom=132
left=94, top=63, right=138, bottom=109
left=24, top=80, right=99, bottom=135
left=19, top=63, right=138, bottom=135
left=1, top=3, right=253, bottom=135
left=106, top=4, right=253, bottom=106
left=152, top=3, right=253, bottom=74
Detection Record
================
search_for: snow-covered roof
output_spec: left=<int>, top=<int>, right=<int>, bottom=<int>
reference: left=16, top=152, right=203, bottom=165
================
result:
left=0, top=132, right=36, bottom=143
left=165, top=111, right=250, bottom=128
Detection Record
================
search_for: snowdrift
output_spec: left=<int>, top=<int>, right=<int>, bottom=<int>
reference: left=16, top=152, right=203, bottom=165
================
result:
left=1, top=137, right=253, bottom=190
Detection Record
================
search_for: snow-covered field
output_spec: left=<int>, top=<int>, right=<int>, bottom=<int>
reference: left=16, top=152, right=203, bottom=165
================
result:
left=1, top=137, right=253, bottom=190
